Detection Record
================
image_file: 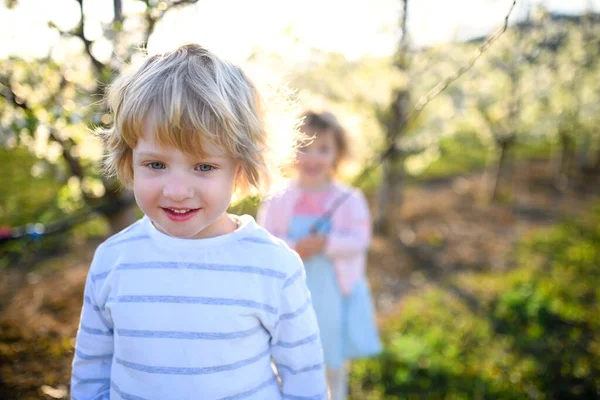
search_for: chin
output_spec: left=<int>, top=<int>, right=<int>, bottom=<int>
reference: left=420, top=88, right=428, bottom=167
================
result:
left=159, top=223, right=204, bottom=239
left=305, top=177, right=328, bottom=185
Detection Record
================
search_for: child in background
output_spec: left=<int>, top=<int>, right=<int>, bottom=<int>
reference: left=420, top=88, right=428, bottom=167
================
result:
left=70, top=44, right=327, bottom=400
left=258, top=111, right=381, bottom=400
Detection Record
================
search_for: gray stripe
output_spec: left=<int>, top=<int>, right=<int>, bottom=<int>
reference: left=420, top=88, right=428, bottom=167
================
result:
left=84, top=296, right=113, bottom=330
left=111, top=381, right=148, bottom=400
left=72, top=374, right=111, bottom=385
left=277, top=363, right=323, bottom=375
left=84, top=295, right=102, bottom=312
left=283, top=268, right=303, bottom=288
left=117, top=325, right=263, bottom=340
left=100, top=225, right=137, bottom=248
left=283, top=391, right=327, bottom=400
left=76, top=349, right=112, bottom=361
left=106, top=223, right=138, bottom=240
left=274, top=333, right=319, bottom=348
left=81, top=324, right=113, bottom=336
left=279, top=299, right=311, bottom=320
left=96, top=385, right=111, bottom=398
left=92, top=234, right=150, bottom=283
left=116, top=262, right=286, bottom=279
left=115, top=296, right=278, bottom=314
left=219, top=376, right=279, bottom=400
left=91, top=270, right=110, bottom=283
left=104, top=234, right=149, bottom=248
left=116, top=347, right=270, bottom=375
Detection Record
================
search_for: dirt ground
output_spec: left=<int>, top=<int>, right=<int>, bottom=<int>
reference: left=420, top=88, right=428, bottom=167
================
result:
left=1, top=163, right=598, bottom=399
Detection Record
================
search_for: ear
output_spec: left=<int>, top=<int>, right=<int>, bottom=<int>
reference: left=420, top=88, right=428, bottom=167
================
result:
left=232, top=163, right=249, bottom=196
left=233, top=162, right=245, bottom=189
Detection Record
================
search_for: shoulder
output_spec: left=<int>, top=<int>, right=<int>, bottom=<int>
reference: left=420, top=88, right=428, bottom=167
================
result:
left=332, top=180, right=362, bottom=196
left=90, top=218, right=146, bottom=273
left=332, top=181, right=368, bottom=209
left=239, top=219, right=303, bottom=276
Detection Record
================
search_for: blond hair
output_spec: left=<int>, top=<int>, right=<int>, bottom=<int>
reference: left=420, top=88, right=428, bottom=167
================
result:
left=299, top=110, right=349, bottom=169
left=101, top=44, right=300, bottom=196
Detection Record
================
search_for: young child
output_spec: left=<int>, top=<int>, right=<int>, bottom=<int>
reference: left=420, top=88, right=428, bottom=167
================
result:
left=258, top=111, right=381, bottom=400
left=70, top=44, right=327, bottom=400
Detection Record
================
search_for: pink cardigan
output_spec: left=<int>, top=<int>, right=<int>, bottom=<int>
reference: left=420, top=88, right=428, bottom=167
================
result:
left=257, top=181, right=372, bottom=296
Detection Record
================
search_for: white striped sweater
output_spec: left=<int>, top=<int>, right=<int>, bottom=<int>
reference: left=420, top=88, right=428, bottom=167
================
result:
left=71, top=214, right=327, bottom=400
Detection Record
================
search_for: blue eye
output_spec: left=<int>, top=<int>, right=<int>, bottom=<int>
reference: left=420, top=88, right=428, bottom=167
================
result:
left=147, top=162, right=165, bottom=169
left=195, top=164, right=214, bottom=172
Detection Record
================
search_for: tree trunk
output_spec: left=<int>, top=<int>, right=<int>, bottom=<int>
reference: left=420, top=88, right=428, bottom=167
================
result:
left=375, top=89, right=409, bottom=234
left=593, top=146, right=600, bottom=171
left=576, top=132, right=591, bottom=172
left=492, top=138, right=512, bottom=202
left=376, top=160, right=390, bottom=233
left=556, top=131, right=575, bottom=186
left=376, top=149, right=406, bottom=235
left=375, top=0, right=410, bottom=235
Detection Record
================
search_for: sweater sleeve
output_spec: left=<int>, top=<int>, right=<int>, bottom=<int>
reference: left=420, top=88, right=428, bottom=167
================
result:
left=71, top=249, right=114, bottom=400
left=324, top=189, right=372, bottom=258
left=267, top=252, right=327, bottom=399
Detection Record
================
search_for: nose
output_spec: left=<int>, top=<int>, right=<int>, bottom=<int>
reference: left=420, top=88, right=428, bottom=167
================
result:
left=162, top=174, right=194, bottom=202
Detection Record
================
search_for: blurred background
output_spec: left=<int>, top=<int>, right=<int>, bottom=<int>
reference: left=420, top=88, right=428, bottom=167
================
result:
left=1, top=0, right=599, bottom=399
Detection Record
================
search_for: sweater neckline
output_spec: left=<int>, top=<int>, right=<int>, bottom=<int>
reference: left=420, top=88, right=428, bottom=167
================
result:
left=142, top=214, right=255, bottom=251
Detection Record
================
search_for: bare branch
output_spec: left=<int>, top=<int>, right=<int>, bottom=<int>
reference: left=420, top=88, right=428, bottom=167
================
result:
left=404, top=0, right=517, bottom=128
left=1, top=77, right=88, bottom=183
left=0, top=79, right=32, bottom=112
left=113, top=0, right=123, bottom=23
left=344, top=1, right=519, bottom=201
left=394, top=0, right=410, bottom=69
left=72, top=0, right=105, bottom=75
left=49, top=130, right=87, bottom=180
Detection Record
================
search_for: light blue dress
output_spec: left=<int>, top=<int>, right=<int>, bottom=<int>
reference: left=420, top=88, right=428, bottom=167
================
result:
left=288, top=215, right=382, bottom=369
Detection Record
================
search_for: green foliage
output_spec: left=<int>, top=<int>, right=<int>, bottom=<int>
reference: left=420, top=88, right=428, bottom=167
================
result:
left=227, top=195, right=261, bottom=218
left=0, top=148, right=63, bottom=227
left=0, top=147, right=108, bottom=268
left=351, top=289, right=519, bottom=400
left=490, top=209, right=600, bottom=398
left=411, top=131, right=491, bottom=180
left=512, top=137, right=555, bottom=161
left=351, top=205, right=600, bottom=399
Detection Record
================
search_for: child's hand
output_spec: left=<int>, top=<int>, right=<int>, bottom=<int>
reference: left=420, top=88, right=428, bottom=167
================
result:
left=295, top=234, right=326, bottom=260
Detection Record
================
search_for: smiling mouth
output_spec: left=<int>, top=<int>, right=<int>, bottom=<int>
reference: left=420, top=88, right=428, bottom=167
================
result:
left=162, top=207, right=200, bottom=221
left=165, top=208, right=196, bottom=214
left=302, top=167, right=323, bottom=175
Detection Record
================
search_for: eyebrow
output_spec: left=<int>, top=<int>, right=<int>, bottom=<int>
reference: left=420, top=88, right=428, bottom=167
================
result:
left=135, top=151, right=228, bottom=161
left=135, top=152, right=164, bottom=159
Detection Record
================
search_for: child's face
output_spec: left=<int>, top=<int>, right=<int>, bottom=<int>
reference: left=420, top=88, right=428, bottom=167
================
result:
left=132, top=129, right=240, bottom=239
left=296, top=130, right=338, bottom=188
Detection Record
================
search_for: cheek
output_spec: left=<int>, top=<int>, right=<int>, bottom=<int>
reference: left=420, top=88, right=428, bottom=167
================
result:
left=295, top=151, right=307, bottom=163
left=206, top=172, right=237, bottom=198
left=329, top=149, right=339, bottom=165
left=296, top=156, right=307, bottom=167
left=133, top=175, right=161, bottom=201
left=319, top=151, right=337, bottom=166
